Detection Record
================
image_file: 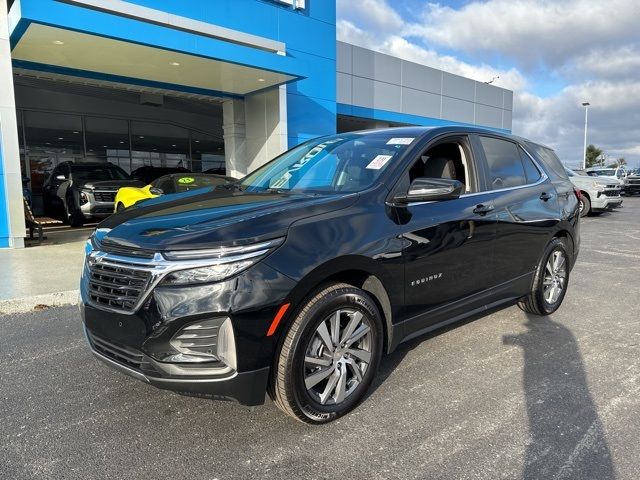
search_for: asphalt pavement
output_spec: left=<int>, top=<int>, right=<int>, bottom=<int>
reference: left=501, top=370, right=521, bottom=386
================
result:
left=2, top=198, right=640, bottom=480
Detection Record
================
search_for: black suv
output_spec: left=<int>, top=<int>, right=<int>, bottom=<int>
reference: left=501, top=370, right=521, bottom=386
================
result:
left=43, top=161, right=141, bottom=226
left=80, top=127, right=580, bottom=423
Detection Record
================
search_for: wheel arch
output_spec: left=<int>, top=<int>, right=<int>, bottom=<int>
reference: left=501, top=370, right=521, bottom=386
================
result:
left=276, top=256, right=397, bottom=356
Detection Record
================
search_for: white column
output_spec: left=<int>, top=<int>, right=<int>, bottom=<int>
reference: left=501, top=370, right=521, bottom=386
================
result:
left=244, top=86, right=288, bottom=174
left=0, top=0, right=25, bottom=248
left=222, top=98, right=248, bottom=179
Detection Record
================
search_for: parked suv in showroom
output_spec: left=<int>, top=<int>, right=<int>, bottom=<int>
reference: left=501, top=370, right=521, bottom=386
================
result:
left=43, top=161, right=141, bottom=227
left=81, top=127, right=580, bottom=423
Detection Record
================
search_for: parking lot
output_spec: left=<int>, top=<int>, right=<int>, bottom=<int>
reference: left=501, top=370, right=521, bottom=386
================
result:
left=1, top=198, right=639, bottom=480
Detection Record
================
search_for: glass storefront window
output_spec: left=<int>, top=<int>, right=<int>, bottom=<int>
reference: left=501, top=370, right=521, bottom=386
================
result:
left=24, top=111, right=83, bottom=196
left=85, top=117, right=131, bottom=172
left=191, top=130, right=225, bottom=174
left=131, top=121, right=189, bottom=170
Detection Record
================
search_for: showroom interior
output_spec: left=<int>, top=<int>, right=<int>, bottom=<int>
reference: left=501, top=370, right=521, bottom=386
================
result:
left=0, top=0, right=512, bottom=247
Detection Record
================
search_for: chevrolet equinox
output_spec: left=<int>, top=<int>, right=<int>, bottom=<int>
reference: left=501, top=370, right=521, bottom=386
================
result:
left=80, top=126, right=580, bottom=423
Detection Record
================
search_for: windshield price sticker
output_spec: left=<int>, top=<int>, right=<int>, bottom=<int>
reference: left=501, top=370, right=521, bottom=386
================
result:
left=386, top=137, right=415, bottom=145
left=366, top=155, right=393, bottom=170
left=178, top=177, right=195, bottom=184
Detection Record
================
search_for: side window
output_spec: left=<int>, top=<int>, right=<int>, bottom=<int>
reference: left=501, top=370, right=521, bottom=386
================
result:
left=519, top=147, right=542, bottom=183
left=405, top=137, right=474, bottom=192
left=479, top=136, right=526, bottom=189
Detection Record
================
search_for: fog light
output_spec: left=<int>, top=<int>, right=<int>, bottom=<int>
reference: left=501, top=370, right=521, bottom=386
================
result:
left=168, top=317, right=236, bottom=369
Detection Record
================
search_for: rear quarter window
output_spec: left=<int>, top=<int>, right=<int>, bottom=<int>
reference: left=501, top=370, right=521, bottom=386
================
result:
left=525, top=142, right=568, bottom=180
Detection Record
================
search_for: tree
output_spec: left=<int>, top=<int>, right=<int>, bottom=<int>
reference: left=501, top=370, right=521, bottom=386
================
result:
left=618, top=157, right=627, bottom=166
left=585, top=144, right=603, bottom=168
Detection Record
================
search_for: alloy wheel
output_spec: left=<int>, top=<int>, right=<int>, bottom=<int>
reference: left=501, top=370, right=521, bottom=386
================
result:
left=543, top=249, right=567, bottom=304
left=303, top=309, right=372, bottom=406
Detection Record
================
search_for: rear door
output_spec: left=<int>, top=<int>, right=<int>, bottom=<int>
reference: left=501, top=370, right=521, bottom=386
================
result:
left=474, top=135, right=560, bottom=290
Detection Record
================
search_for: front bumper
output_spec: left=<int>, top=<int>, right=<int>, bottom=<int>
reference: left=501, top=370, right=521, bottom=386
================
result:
left=79, top=190, right=117, bottom=219
left=84, top=326, right=270, bottom=405
left=591, top=190, right=622, bottom=211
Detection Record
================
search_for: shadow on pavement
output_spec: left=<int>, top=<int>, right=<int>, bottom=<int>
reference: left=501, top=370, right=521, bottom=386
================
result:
left=504, top=315, right=615, bottom=480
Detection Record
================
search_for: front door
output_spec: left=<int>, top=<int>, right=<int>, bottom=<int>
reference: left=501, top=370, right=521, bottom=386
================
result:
left=395, top=135, right=498, bottom=336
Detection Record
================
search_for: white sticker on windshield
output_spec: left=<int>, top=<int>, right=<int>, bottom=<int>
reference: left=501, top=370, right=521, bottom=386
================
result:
left=366, top=154, right=393, bottom=170
left=386, top=137, right=415, bottom=145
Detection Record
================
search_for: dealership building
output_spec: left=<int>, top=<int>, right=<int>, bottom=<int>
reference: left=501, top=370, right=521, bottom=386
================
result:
left=0, top=0, right=513, bottom=248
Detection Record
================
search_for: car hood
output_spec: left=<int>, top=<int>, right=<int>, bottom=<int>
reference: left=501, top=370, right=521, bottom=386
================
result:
left=96, top=189, right=358, bottom=252
left=569, top=176, right=616, bottom=187
left=80, top=179, right=144, bottom=190
left=587, top=175, right=622, bottom=185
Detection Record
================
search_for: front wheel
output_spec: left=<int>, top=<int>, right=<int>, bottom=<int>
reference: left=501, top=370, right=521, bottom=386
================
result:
left=578, top=195, right=590, bottom=217
left=271, top=283, right=383, bottom=424
left=67, top=199, right=84, bottom=228
left=518, top=237, right=570, bottom=316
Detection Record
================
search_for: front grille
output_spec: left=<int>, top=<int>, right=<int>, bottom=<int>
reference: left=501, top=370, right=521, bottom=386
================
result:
left=94, top=191, right=116, bottom=202
left=628, top=179, right=640, bottom=185
left=88, top=260, right=152, bottom=312
left=88, top=331, right=159, bottom=375
left=604, top=190, right=620, bottom=197
left=606, top=184, right=618, bottom=189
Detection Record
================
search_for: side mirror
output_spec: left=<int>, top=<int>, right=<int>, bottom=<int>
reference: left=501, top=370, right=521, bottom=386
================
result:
left=149, top=187, right=163, bottom=195
left=394, top=178, right=463, bottom=204
left=55, top=174, right=67, bottom=181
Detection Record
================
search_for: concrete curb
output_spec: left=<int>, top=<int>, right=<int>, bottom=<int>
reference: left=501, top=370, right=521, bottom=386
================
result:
left=0, top=290, right=79, bottom=315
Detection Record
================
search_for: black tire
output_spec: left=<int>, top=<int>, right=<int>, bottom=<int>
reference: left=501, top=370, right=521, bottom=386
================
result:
left=67, top=200, right=84, bottom=228
left=518, top=237, right=571, bottom=316
left=271, top=282, right=383, bottom=424
left=578, top=195, right=590, bottom=217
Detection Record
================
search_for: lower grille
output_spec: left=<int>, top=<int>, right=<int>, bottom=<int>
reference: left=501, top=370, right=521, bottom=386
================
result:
left=94, top=191, right=116, bottom=202
left=88, top=260, right=152, bottom=312
left=604, top=190, right=620, bottom=197
left=88, top=331, right=159, bottom=375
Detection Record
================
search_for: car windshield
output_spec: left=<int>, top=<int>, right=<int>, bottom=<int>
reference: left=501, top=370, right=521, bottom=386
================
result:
left=175, top=175, right=229, bottom=192
left=72, top=165, right=129, bottom=181
left=588, top=169, right=616, bottom=176
left=239, top=132, right=417, bottom=193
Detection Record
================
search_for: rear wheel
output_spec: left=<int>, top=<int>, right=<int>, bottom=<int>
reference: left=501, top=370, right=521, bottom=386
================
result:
left=578, top=195, right=590, bottom=217
left=518, top=237, right=570, bottom=316
left=271, top=283, right=383, bottom=424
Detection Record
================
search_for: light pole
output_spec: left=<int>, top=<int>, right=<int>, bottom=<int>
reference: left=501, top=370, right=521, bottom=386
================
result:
left=582, top=102, right=590, bottom=169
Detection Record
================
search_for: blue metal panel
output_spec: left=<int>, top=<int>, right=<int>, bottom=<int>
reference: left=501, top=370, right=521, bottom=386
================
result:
left=0, top=140, right=10, bottom=246
left=337, top=103, right=511, bottom=134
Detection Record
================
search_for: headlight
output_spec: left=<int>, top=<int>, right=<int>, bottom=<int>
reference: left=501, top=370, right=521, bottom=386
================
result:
left=159, top=237, right=284, bottom=286
left=591, top=181, right=604, bottom=191
left=161, top=260, right=256, bottom=285
left=79, top=191, right=90, bottom=205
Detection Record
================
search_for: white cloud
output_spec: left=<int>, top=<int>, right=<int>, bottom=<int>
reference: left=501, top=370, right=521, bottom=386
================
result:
left=336, top=0, right=404, bottom=34
left=408, top=0, right=640, bottom=70
left=336, top=0, right=640, bottom=168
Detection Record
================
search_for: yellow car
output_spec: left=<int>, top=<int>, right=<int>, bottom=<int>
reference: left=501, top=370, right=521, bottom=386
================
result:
left=114, top=173, right=233, bottom=212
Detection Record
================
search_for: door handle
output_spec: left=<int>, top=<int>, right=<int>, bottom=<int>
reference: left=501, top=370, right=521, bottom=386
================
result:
left=540, top=192, right=553, bottom=202
left=473, top=203, right=494, bottom=215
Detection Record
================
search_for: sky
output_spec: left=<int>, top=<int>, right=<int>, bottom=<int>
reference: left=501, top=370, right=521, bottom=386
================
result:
left=336, top=0, right=640, bottom=168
